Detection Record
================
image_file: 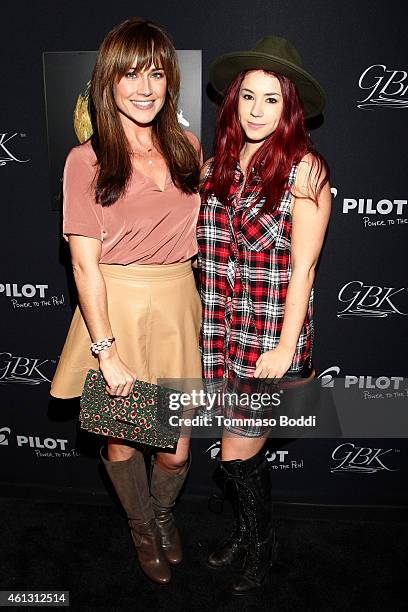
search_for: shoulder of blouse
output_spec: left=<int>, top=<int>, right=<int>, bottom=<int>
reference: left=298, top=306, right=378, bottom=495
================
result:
left=183, top=130, right=201, bottom=152
left=65, top=139, right=97, bottom=169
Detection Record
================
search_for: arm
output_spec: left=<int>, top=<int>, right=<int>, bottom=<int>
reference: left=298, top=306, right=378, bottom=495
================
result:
left=192, top=156, right=212, bottom=269
left=68, top=235, right=136, bottom=396
left=254, top=154, right=331, bottom=378
left=185, top=130, right=204, bottom=165
left=187, top=134, right=205, bottom=269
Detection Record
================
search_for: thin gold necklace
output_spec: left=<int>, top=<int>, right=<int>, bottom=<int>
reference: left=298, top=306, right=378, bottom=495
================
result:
left=131, top=143, right=154, bottom=166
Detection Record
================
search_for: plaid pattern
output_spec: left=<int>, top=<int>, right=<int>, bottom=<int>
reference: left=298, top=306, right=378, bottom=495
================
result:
left=221, top=373, right=319, bottom=437
left=197, top=161, right=313, bottom=381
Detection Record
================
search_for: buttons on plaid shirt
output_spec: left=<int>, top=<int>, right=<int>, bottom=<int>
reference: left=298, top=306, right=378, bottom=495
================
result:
left=197, top=161, right=314, bottom=380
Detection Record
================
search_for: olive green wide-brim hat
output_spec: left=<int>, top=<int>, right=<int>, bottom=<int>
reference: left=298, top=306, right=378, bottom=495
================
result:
left=209, top=36, right=326, bottom=120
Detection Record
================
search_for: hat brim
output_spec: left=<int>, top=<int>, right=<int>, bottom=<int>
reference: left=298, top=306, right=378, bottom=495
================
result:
left=209, top=51, right=325, bottom=120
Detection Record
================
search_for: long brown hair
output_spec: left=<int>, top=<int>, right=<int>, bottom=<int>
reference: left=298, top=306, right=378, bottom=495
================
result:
left=90, top=17, right=200, bottom=206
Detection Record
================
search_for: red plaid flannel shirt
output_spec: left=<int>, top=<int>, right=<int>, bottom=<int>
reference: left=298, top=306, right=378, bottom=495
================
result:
left=197, top=161, right=313, bottom=380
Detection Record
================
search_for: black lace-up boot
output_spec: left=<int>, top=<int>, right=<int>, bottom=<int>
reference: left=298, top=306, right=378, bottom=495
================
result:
left=207, top=460, right=249, bottom=568
left=219, top=450, right=278, bottom=595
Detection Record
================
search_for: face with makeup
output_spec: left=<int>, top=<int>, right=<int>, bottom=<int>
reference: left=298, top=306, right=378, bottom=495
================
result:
left=114, top=64, right=167, bottom=126
left=238, top=70, right=284, bottom=142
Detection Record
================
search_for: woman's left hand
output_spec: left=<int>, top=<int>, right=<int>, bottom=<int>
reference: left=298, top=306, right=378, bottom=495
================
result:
left=253, top=345, right=295, bottom=379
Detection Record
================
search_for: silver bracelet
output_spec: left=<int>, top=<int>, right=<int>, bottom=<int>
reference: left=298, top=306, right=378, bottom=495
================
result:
left=90, top=337, right=115, bottom=356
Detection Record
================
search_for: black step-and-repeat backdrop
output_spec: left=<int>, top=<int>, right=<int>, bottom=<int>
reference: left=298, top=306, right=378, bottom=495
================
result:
left=1, top=0, right=407, bottom=506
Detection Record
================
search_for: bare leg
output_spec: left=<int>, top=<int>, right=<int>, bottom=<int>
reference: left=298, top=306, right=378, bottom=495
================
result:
left=155, top=435, right=190, bottom=473
left=107, top=438, right=138, bottom=461
left=221, top=432, right=268, bottom=461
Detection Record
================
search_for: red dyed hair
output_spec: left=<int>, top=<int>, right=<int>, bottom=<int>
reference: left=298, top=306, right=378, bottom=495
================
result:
left=205, top=70, right=329, bottom=212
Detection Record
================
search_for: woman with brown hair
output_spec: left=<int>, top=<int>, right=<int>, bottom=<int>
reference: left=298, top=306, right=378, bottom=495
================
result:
left=50, top=18, right=202, bottom=585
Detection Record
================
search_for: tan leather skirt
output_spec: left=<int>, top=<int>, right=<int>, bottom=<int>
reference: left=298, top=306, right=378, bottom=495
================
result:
left=50, top=261, right=202, bottom=399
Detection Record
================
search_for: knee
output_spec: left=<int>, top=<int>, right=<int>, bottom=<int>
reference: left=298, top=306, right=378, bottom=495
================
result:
left=107, top=441, right=137, bottom=462
left=156, top=451, right=189, bottom=472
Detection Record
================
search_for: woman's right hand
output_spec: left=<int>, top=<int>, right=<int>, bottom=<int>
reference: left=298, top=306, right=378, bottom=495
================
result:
left=98, top=346, right=137, bottom=396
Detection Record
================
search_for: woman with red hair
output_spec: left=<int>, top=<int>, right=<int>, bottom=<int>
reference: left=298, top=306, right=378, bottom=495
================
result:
left=197, top=36, right=331, bottom=595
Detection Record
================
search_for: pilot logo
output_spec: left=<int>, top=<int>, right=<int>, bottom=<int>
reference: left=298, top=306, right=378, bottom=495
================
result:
left=318, top=366, right=404, bottom=392
left=205, top=441, right=221, bottom=459
left=0, top=426, right=81, bottom=459
left=265, top=449, right=304, bottom=470
left=0, top=427, right=11, bottom=446
left=331, top=443, right=399, bottom=474
left=342, top=197, right=407, bottom=217
left=0, top=133, right=30, bottom=166
left=331, top=187, right=408, bottom=228
left=265, top=449, right=288, bottom=463
left=318, top=366, right=341, bottom=388
left=16, top=435, right=68, bottom=450
left=337, top=281, right=408, bottom=318
left=206, top=443, right=304, bottom=469
left=0, top=283, right=67, bottom=310
left=358, top=64, right=408, bottom=110
left=0, top=352, right=55, bottom=385
left=0, top=283, right=48, bottom=299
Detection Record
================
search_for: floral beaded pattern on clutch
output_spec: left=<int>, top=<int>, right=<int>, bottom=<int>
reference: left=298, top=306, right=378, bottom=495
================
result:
left=79, top=369, right=181, bottom=449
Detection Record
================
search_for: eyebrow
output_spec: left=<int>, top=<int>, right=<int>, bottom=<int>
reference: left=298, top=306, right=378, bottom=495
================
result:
left=241, top=87, right=281, bottom=96
left=129, top=66, right=164, bottom=73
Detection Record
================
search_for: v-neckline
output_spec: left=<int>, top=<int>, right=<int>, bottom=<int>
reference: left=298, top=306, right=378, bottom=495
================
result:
left=133, top=166, right=170, bottom=193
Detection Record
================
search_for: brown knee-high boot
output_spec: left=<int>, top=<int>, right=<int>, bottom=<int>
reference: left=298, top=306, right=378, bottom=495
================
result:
left=100, top=447, right=171, bottom=584
left=149, top=453, right=191, bottom=565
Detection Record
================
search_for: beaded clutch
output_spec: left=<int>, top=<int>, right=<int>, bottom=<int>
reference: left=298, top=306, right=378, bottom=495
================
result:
left=79, top=369, right=180, bottom=450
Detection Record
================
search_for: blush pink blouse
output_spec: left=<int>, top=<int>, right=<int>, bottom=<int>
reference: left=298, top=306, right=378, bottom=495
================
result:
left=62, top=133, right=202, bottom=265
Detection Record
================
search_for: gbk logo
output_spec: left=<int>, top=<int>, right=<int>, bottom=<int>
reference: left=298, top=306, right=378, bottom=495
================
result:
left=337, top=281, right=408, bottom=318
left=0, top=133, right=29, bottom=166
left=331, top=443, right=398, bottom=474
left=0, top=427, right=11, bottom=446
left=0, top=352, right=55, bottom=385
left=358, top=64, right=408, bottom=110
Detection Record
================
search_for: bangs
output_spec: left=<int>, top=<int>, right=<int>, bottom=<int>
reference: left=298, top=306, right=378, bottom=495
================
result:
left=114, top=23, right=173, bottom=77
